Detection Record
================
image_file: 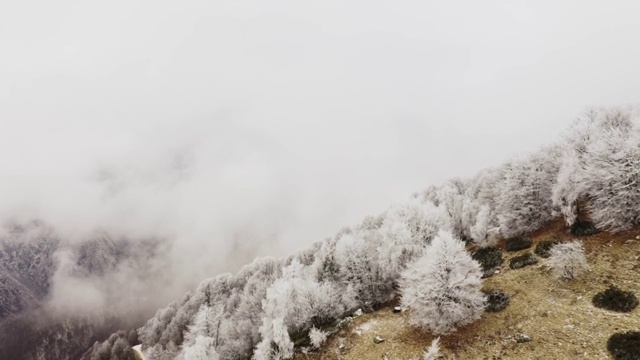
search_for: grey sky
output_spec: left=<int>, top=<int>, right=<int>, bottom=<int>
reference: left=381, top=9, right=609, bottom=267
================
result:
left=1, top=1, right=640, bottom=277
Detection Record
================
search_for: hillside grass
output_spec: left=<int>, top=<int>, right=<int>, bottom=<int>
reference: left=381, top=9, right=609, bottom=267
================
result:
left=295, top=218, right=640, bottom=359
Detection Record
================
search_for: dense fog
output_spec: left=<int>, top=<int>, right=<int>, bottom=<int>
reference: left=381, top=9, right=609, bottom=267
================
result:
left=1, top=1, right=640, bottom=359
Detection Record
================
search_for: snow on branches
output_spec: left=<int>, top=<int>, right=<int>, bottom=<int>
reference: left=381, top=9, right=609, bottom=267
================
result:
left=399, top=231, right=486, bottom=334
left=548, top=241, right=589, bottom=280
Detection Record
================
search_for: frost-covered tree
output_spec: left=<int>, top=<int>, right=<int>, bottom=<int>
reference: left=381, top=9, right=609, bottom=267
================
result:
left=419, top=167, right=502, bottom=247
left=253, top=318, right=292, bottom=360
left=421, top=179, right=468, bottom=240
left=308, top=327, right=328, bottom=349
left=145, top=342, right=178, bottom=360
left=180, top=304, right=223, bottom=354
left=469, top=204, right=496, bottom=247
left=254, top=260, right=353, bottom=360
left=583, top=132, right=640, bottom=230
left=553, top=107, right=640, bottom=231
left=376, top=200, right=451, bottom=288
left=548, top=241, right=589, bottom=280
left=399, top=231, right=486, bottom=334
left=422, top=337, right=441, bottom=360
left=495, top=145, right=562, bottom=238
left=333, top=231, right=387, bottom=305
left=138, top=301, right=180, bottom=347
left=465, top=168, right=502, bottom=208
left=216, top=257, right=283, bottom=359
left=139, top=273, right=233, bottom=354
left=181, top=336, right=220, bottom=360
left=137, top=258, right=282, bottom=360
left=552, top=149, right=583, bottom=226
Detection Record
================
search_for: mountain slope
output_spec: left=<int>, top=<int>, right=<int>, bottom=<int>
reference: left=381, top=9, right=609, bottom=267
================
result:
left=0, top=223, right=59, bottom=320
left=60, top=106, right=640, bottom=359
left=0, top=224, right=167, bottom=360
left=296, top=219, right=640, bottom=359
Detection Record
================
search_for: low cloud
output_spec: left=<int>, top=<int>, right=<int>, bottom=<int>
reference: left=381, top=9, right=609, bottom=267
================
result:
left=1, top=0, right=640, bottom=318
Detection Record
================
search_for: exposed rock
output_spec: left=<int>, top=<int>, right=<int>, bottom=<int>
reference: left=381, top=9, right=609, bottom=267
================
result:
left=516, top=334, right=532, bottom=343
left=338, top=317, right=353, bottom=329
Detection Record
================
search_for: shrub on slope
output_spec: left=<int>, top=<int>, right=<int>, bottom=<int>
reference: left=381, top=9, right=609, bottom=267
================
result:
left=548, top=241, right=589, bottom=280
left=608, top=331, right=640, bottom=360
left=593, top=285, right=639, bottom=313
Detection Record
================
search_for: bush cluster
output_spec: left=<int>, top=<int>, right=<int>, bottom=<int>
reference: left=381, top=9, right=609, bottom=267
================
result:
left=607, top=331, right=640, bottom=360
left=471, top=247, right=502, bottom=277
left=534, top=240, right=560, bottom=258
left=571, top=220, right=600, bottom=237
left=509, top=253, right=538, bottom=270
left=505, top=236, right=532, bottom=252
left=484, top=290, right=510, bottom=313
left=593, top=286, right=639, bottom=313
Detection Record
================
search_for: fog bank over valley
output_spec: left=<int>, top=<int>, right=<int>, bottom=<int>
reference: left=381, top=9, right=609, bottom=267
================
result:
left=1, top=1, right=640, bottom=341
